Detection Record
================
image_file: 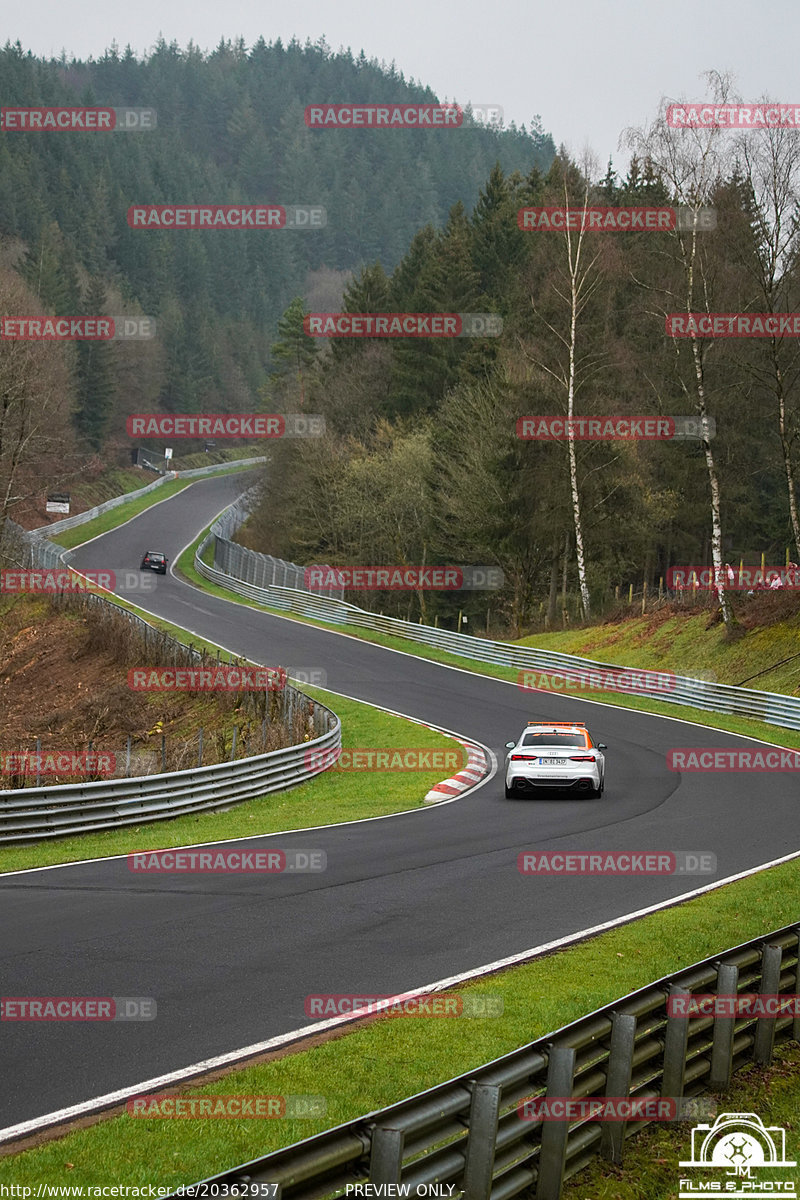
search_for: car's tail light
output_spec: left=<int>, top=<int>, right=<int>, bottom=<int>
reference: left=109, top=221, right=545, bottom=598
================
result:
left=510, top=753, right=537, bottom=761
left=570, top=755, right=596, bottom=762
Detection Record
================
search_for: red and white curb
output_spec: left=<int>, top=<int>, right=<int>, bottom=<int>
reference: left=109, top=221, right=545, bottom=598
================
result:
left=422, top=732, right=490, bottom=804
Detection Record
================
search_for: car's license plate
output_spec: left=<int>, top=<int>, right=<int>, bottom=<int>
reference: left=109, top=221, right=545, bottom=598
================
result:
left=540, top=758, right=567, bottom=765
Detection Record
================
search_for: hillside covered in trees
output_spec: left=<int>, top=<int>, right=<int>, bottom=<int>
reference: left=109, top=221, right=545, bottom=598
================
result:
left=0, top=37, right=554, bottom=449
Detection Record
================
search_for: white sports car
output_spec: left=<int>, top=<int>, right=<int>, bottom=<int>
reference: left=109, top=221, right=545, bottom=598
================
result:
left=504, top=722, right=606, bottom=799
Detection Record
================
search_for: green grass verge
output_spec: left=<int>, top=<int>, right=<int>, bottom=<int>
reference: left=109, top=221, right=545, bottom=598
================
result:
left=0, top=683, right=461, bottom=874
left=517, top=607, right=800, bottom=694
left=562, top=1041, right=800, bottom=1198
left=2, top=856, right=799, bottom=1187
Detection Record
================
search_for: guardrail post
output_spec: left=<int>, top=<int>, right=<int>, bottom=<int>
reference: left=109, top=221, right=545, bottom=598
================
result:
left=536, top=1044, right=575, bottom=1200
left=754, top=943, right=783, bottom=1064
left=369, top=1127, right=404, bottom=1185
left=463, top=1082, right=502, bottom=1200
left=600, top=1013, right=637, bottom=1165
left=662, top=986, right=691, bottom=1102
left=709, top=963, right=739, bottom=1090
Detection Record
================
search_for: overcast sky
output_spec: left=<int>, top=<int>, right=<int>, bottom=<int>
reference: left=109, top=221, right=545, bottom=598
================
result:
left=11, top=0, right=800, bottom=172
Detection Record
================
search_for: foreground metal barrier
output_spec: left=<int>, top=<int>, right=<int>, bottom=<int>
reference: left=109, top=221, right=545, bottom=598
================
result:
left=0, top=523, right=341, bottom=842
left=174, top=923, right=800, bottom=1200
left=197, top=500, right=800, bottom=733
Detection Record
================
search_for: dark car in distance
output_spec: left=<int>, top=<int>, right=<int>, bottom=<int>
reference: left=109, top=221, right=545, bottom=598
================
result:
left=140, top=550, right=168, bottom=574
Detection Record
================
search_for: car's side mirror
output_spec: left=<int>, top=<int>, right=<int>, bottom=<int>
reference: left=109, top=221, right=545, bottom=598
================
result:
left=505, top=741, right=516, bottom=749
left=597, top=744, right=607, bottom=750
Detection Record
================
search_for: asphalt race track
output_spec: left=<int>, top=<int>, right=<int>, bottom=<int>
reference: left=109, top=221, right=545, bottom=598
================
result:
left=1, top=472, right=797, bottom=1131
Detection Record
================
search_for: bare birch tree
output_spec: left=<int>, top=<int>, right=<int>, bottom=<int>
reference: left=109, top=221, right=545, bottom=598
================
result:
left=624, top=72, right=736, bottom=627
left=521, top=151, right=608, bottom=620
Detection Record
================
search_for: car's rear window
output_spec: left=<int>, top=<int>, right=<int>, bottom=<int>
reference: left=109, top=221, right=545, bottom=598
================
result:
left=147, top=553, right=165, bottom=560
left=521, top=733, right=587, bottom=748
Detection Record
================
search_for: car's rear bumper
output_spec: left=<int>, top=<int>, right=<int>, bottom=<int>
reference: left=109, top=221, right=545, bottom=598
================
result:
left=507, top=773, right=600, bottom=792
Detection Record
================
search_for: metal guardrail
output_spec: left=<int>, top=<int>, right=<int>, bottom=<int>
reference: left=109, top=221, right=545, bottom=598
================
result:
left=173, top=456, right=266, bottom=479
left=174, top=923, right=800, bottom=1200
left=0, top=713, right=340, bottom=843
left=201, top=490, right=345, bottom=599
left=196, top=500, right=800, bottom=733
left=0, top=521, right=341, bottom=841
left=26, top=456, right=266, bottom=537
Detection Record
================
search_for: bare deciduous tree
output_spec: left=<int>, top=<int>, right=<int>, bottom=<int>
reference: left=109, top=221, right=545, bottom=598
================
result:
left=0, top=267, right=74, bottom=559
left=624, top=71, right=736, bottom=627
left=521, top=150, right=609, bottom=620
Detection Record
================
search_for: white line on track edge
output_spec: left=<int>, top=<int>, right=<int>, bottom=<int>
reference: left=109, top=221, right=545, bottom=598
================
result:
left=4, top=842, right=800, bottom=1145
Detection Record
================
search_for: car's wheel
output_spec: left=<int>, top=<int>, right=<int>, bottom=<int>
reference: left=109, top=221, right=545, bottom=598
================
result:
left=505, top=784, right=518, bottom=799
left=590, top=777, right=605, bottom=798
